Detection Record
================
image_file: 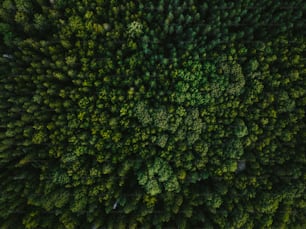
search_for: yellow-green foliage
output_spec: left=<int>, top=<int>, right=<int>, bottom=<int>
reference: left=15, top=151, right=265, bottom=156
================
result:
left=0, top=0, right=305, bottom=228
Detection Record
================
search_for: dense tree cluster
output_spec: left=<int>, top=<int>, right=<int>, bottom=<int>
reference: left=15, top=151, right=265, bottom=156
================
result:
left=0, top=0, right=305, bottom=228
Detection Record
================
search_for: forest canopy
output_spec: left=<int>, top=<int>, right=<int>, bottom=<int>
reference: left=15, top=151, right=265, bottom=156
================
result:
left=0, top=0, right=305, bottom=228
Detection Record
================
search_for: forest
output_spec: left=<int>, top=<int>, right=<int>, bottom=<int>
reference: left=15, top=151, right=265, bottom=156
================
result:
left=0, top=0, right=305, bottom=228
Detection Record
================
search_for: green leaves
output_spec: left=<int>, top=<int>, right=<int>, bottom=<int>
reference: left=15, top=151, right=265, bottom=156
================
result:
left=33, top=14, right=48, bottom=31
left=234, top=119, right=248, bottom=138
left=137, top=158, right=180, bottom=195
left=134, top=101, right=152, bottom=126
left=145, top=179, right=161, bottom=196
left=127, top=21, right=143, bottom=38
left=171, top=61, right=207, bottom=106
left=0, top=0, right=305, bottom=228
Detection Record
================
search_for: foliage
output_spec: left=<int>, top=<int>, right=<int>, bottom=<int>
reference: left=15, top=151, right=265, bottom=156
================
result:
left=0, top=0, right=305, bottom=228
